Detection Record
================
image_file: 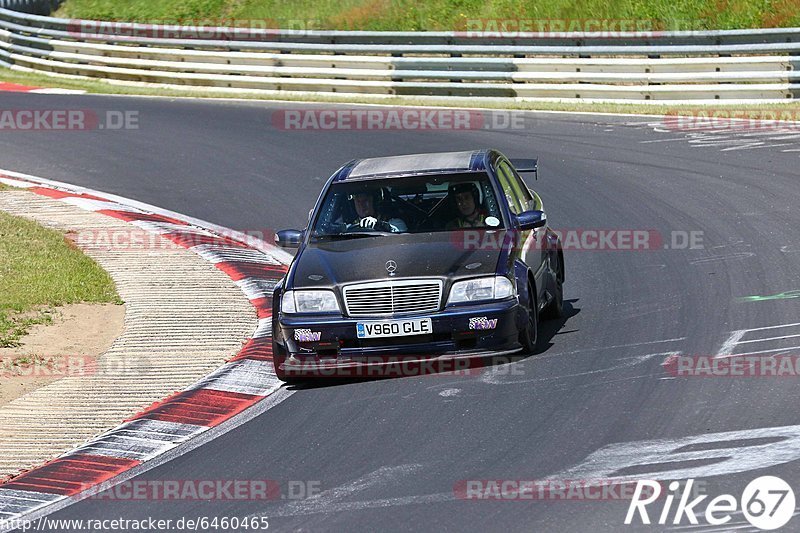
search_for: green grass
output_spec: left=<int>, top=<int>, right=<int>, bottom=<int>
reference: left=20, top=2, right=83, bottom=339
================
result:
left=0, top=207, right=122, bottom=347
left=55, top=0, right=800, bottom=30
left=0, top=67, right=160, bottom=95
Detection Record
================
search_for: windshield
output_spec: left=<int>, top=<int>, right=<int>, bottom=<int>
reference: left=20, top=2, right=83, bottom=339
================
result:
left=310, top=173, right=504, bottom=238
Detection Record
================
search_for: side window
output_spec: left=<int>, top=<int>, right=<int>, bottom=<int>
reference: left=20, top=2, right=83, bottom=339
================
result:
left=496, top=162, right=523, bottom=214
left=531, top=190, right=543, bottom=211
left=500, top=160, right=535, bottom=211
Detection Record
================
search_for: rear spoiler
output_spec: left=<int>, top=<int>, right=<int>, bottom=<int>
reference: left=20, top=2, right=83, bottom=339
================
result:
left=509, top=158, right=538, bottom=180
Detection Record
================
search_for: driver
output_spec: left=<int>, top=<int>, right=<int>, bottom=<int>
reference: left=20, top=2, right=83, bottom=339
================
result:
left=351, top=191, right=407, bottom=233
left=446, top=183, right=488, bottom=229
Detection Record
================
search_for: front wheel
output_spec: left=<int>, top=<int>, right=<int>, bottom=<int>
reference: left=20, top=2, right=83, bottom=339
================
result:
left=519, top=286, right=538, bottom=353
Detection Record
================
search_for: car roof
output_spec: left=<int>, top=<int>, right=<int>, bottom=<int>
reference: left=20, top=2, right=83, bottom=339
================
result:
left=333, top=150, right=491, bottom=182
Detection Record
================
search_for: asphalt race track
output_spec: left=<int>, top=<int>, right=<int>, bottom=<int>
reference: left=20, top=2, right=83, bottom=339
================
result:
left=2, top=93, right=800, bottom=532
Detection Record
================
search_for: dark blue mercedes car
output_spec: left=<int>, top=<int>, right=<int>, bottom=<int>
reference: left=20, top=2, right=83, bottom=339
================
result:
left=272, top=149, right=564, bottom=381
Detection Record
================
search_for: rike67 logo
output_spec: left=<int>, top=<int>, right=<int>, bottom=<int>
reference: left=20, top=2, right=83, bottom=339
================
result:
left=625, top=476, right=795, bottom=530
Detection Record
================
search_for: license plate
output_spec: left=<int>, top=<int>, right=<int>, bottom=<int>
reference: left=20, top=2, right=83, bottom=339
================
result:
left=356, top=318, right=433, bottom=339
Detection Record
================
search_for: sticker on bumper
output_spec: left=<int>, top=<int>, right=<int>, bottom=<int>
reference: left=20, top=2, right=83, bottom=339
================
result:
left=294, top=329, right=322, bottom=342
left=469, top=317, right=498, bottom=330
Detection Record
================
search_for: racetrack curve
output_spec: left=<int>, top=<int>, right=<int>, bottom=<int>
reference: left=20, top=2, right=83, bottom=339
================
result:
left=2, top=94, right=800, bottom=532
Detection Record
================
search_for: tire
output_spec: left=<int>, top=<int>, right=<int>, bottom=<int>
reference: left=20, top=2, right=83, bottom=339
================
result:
left=519, top=285, right=538, bottom=353
left=541, top=253, right=564, bottom=320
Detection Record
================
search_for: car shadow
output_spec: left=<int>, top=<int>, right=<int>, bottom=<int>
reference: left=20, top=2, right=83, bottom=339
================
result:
left=475, top=298, right=580, bottom=372
left=534, top=298, right=581, bottom=355
left=283, top=299, right=580, bottom=390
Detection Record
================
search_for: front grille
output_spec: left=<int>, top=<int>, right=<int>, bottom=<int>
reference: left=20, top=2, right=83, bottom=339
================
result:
left=343, top=279, right=443, bottom=316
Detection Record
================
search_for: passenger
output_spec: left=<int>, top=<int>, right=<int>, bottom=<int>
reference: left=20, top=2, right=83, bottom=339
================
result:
left=351, top=191, right=407, bottom=233
left=446, top=183, right=487, bottom=229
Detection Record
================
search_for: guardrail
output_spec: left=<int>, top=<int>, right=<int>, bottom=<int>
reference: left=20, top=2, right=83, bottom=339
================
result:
left=1, top=6, right=799, bottom=102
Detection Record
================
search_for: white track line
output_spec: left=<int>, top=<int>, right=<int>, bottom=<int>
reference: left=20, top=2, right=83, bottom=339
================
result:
left=735, top=333, right=800, bottom=344
left=717, top=345, right=800, bottom=357
left=741, top=322, right=800, bottom=332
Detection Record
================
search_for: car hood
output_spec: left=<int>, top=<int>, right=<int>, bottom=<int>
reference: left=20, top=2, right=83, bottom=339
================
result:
left=290, top=231, right=505, bottom=288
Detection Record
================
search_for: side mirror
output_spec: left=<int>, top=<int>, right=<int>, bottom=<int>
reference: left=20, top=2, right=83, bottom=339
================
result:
left=275, top=229, right=303, bottom=248
left=516, top=210, right=546, bottom=230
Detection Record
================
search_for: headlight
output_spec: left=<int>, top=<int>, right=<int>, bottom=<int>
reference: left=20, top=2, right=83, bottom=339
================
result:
left=281, top=290, right=340, bottom=314
left=447, top=276, right=515, bottom=304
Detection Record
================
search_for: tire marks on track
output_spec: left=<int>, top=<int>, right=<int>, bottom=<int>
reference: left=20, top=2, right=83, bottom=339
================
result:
left=612, top=119, right=800, bottom=155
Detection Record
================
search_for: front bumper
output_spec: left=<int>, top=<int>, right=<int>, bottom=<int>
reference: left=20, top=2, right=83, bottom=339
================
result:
left=275, top=298, right=525, bottom=376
